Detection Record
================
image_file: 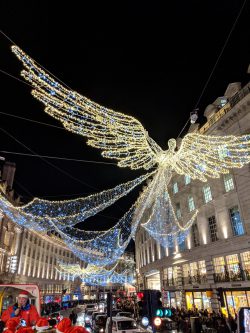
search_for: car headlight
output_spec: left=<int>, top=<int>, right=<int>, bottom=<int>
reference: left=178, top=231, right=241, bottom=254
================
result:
left=141, top=317, right=149, bottom=327
left=100, top=329, right=104, bottom=332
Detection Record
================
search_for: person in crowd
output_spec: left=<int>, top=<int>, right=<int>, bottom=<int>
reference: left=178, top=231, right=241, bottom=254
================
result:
left=69, top=311, right=77, bottom=325
left=1, top=290, right=39, bottom=326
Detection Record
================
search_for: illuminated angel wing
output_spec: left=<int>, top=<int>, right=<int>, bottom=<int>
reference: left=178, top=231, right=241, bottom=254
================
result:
left=173, top=133, right=250, bottom=181
left=11, top=45, right=162, bottom=170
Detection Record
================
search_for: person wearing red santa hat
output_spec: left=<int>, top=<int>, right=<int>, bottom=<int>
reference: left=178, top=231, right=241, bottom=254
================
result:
left=3, top=317, right=20, bottom=332
left=56, top=318, right=72, bottom=333
left=64, top=326, right=88, bottom=333
left=1, top=290, right=39, bottom=326
left=35, top=318, right=50, bottom=331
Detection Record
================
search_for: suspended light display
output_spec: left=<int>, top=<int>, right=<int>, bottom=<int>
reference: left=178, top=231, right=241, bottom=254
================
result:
left=141, top=168, right=198, bottom=247
left=57, top=260, right=134, bottom=286
left=0, top=171, right=154, bottom=232
left=8, top=45, right=250, bottom=255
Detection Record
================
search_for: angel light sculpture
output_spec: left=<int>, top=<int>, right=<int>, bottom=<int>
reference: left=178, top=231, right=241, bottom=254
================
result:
left=11, top=45, right=250, bottom=248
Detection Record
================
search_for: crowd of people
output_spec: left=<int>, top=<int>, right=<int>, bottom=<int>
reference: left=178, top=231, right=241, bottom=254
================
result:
left=0, top=290, right=240, bottom=333
left=168, top=308, right=238, bottom=333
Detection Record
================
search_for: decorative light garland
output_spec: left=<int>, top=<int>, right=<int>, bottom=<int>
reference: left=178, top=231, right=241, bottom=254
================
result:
left=48, top=175, right=159, bottom=265
left=9, top=45, right=250, bottom=254
left=57, top=260, right=134, bottom=286
left=141, top=168, right=198, bottom=248
left=11, top=45, right=161, bottom=171
left=0, top=171, right=154, bottom=232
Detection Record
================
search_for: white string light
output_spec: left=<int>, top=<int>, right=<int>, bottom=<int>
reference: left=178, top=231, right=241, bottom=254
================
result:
left=8, top=45, right=250, bottom=255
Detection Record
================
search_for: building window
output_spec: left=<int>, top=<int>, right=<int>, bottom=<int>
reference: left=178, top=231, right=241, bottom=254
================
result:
left=203, top=185, right=212, bottom=203
left=224, top=174, right=234, bottom=192
left=176, top=203, right=181, bottom=219
left=208, top=215, right=218, bottom=242
left=198, top=260, right=206, bottom=276
left=229, top=206, right=244, bottom=236
left=226, top=254, right=240, bottom=275
left=188, top=196, right=195, bottom=212
left=173, top=182, right=178, bottom=194
left=213, top=256, right=225, bottom=274
left=241, top=251, right=250, bottom=277
left=191, top=223, right=200, bottom=247
left=185, top=175, right=191, bottom=185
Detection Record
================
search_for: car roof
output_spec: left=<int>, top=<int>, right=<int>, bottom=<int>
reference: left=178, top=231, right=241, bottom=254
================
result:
left=111, top=317, right=135, bottom=322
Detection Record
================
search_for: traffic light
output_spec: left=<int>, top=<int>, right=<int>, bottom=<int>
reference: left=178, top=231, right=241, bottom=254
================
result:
left=150, top=290, right=162, bottom=317
left=138, top=290, right=162, bottom=323
left=216, top=287, right=225, bottom=307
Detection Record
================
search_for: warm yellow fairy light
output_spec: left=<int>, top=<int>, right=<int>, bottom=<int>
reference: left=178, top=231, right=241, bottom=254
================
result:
left=11, top=46, right=161, bottom=170
left=12, top=45, right=250, bottom=176
left=10, top=45, right=250, bottom=253
left=57, top=261, right=118, bottom=276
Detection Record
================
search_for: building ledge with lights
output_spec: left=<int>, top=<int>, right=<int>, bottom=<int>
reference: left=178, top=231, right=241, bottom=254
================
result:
left=135, top=79, right=250, bottom=317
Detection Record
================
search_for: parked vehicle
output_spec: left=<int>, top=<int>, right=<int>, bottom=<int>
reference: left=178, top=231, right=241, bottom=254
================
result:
left=85, top=304, right=98, bottom=312
left=115, top=312, right=134, bottom=318
left=92, top=312, right=105, bottom=325
left=85, top=309, right=96, bottom=326
left=92, top=314, right=107, bottom=333
left=105, top=316, right=145, bottom=333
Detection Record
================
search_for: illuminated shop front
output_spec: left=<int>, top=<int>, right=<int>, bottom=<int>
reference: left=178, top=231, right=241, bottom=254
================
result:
left=225, top=290, right=250, bottom=316
left=162, top=290, right=183, bottom=308
left=185, top=291, right=212, bottom=312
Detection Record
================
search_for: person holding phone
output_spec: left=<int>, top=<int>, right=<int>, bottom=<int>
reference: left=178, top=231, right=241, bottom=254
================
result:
left=1, top=290, right=39, bottom=327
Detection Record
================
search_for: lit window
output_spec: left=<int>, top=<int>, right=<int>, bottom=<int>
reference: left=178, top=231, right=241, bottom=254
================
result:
left=198, top=260, right=206, bottom=275
left=176, top=203, right=181, bottom=219
left=224, top=174, right=234, bottom=192
left=241, top=251, right=250, bottom=276
left=188, top=196, right=195, bottom=212
left=203, top=185, right=212, bottom=203
left=185, top=175, right=191, bottom=185
left=173, top=182, right=178, bottom=194
left=208, top=216, right=218, bottom=242
left=229, top=206, right=244, bottom=236
left=213, top=256, right=225, bottom=274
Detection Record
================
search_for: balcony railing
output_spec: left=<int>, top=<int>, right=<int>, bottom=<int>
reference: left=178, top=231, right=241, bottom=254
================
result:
left=199, top=83, right=250, bottom=134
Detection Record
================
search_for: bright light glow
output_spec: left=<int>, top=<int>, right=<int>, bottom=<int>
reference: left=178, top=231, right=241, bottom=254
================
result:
left=173, top=253, right=181, bottom=259
left=222, top=226, right=228, bottom=239
left=141, top=317, right=149, bottom=327
left=9, top=45, right=250, bottom=253
left=202, top=232, right=207, bottom=244
left=154, top=317, right=162, bottom=326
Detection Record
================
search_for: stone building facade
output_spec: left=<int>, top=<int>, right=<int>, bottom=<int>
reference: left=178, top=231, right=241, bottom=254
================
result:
left=135, top=80, right=250, bottom=317
left=0, top=161, right=84, bottom=303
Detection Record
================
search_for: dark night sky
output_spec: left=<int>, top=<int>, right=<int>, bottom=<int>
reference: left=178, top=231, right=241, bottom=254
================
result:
left=0, top=1, right=249, bottom=240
